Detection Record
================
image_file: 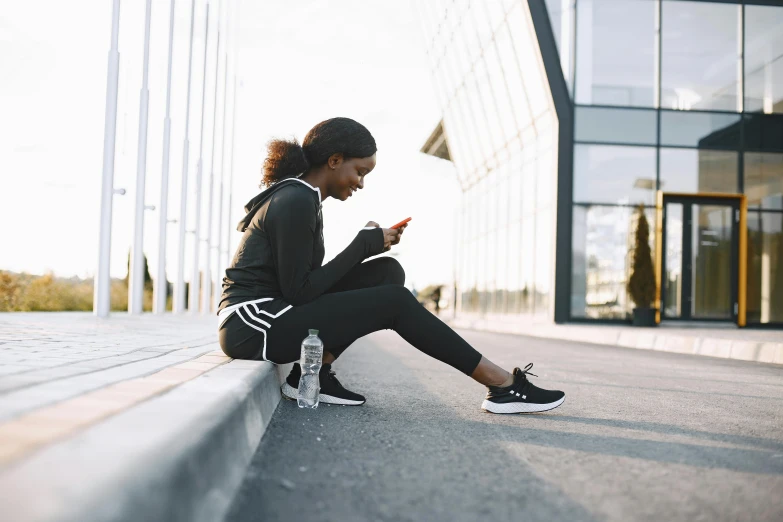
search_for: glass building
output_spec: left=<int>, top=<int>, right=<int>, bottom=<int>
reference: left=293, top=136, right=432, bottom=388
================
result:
left=416, top=0, right=783, bottom=327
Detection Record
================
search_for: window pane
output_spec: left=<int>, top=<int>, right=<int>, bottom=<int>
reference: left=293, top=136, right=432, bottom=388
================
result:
left=743, top=114, right=783, bottom=153
left=746, top=212, right=783, bottom=324
left=745, top=5, right=783, bottom=114
left=484, top=44, right=518, bottom=143
left=575, top=0, right=656, bottom=107
left=571, top=205, right=633, bottom=319
left=495, top=23, right=532, bottom=129
left=534, top=210, right=552, bottom=317
left=575, top=106, right=657, bottom=145
left=660, top=111, right=740, bottom=149
left=745, top=152, right=783, bottom=210
left=573, top=144, right=657, bottom=205
left=659, top=149, right=738, bottom=194
left=508, top=2, right=549, bottom=117
left=661, top=1, right=740, bottom=111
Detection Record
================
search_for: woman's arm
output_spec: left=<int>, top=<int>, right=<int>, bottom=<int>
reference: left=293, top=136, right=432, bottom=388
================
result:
left=266, top=190, right=384, bottom=306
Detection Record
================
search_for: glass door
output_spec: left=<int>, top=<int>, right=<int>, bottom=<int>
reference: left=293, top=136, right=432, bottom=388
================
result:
left=661, top=197, right=739, bottom=321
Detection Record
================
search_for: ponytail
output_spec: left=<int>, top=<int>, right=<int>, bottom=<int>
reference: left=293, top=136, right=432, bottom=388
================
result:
left=261, top=138, right=309, bottom=187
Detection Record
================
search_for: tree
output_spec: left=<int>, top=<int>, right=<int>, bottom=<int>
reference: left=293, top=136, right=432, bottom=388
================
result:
left=627, top=204, right=656, bottom=309
left=125, top=250, right=153, bottom=291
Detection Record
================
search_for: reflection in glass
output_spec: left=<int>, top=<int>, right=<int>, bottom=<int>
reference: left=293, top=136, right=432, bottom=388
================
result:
left=659, top=149, right=738, bottom=194
left=743, top=114, right=783, bottom=153
left=691, top=205, right=733, bottom=319
left=745, top=152, right=783, bottom=210
left=747, top=212, right=783, bottom=324
left=575, top=0, right=656, bottom=107
left=661, top=1, right=740, bottom=111
left=571, top=205, right=632, bottom=319
left=575, top=106, right=657, bottom=145
left=573, top=145, right=657, bottom=205
left=660, top=111, right=740, bottom=149
left=664, top=203, right=683, bottom=318
left=744, top=5, right=783, bottom=114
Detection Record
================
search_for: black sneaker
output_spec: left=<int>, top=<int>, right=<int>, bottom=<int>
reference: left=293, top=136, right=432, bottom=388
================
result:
left=281, top=363, right=366, bottom=406
left=481, top=363, right=565, bottom=414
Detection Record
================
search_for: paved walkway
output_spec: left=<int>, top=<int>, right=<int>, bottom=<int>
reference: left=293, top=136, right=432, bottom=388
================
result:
left=0, top=312, right=288, bottom=522
left=227, top=328, right=783, bottom=522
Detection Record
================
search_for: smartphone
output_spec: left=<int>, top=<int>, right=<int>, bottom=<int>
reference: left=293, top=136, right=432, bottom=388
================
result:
left=391, top=217, right=412, bottom=229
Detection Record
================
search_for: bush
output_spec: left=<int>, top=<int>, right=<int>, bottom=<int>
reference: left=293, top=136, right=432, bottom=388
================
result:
left=627, top=204, right=656, bottom=309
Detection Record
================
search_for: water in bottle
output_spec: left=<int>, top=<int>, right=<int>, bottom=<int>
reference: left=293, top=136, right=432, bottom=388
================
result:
left=297, top=329, right=323, bottom=408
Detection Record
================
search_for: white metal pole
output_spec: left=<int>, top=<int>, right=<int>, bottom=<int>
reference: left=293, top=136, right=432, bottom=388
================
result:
left=214, top=1, right=231, bottom=312
left=225, top=0, right=239, bottom=272
left=225, top=67, right=238, bottom=271
left=129, top=0, right=154, bottom=315
left=190, top=3, right=210, bottom=314
left=174, top=0, right=197, bottom=313
left=202, top=0, right=222, bottom=315
left=95, top=0, right=122, bottom=318
left=154, top=0, right=177, bottom=314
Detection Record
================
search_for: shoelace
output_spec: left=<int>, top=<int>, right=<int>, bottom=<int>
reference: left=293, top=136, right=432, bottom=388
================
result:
left=519, top=362, right=538, bottom=378
left=512, top=363, right=538, bottom=396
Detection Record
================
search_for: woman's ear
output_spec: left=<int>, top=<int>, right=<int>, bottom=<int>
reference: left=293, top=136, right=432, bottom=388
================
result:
left=328, top=153, right=343, bottom=170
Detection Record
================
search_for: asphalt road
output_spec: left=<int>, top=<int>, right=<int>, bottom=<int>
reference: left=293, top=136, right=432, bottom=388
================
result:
left=226, top=327, right=783, bottom=522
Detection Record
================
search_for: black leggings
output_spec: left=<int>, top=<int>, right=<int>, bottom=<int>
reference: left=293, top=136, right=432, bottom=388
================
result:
left=218, top=257, right=483, bottom=376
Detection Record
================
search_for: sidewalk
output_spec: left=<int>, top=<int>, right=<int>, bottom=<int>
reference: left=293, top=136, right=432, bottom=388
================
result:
left=0, top=312, right=290, bottom=522
left=448, top=314, right=783, bottom=365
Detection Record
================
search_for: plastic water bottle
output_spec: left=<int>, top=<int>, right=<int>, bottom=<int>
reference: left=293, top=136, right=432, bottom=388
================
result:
left=297, top=329, right=323, bottom=408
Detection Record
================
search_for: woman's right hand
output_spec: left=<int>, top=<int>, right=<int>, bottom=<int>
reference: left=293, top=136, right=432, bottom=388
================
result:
left=381, top=228, right=400, bottom=252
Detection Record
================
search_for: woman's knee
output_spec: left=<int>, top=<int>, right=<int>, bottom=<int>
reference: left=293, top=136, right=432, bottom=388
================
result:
left=381, top=283, right=417, bottom=309
left=378, top=256, right=405, bottom=286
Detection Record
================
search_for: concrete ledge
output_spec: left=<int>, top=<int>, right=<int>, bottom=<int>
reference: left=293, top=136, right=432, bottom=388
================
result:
left=0, top=359, right=292, bottom=522
left=449, top=315, right=783, bottom=365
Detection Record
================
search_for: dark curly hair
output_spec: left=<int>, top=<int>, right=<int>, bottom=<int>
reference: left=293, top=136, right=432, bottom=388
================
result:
left=261, top=117, right=377, bottom=187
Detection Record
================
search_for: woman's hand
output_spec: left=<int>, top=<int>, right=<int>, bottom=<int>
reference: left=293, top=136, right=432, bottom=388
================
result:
left=381, top=228, right=401, bottom=252
left=390, top=223, right=407, bottom=246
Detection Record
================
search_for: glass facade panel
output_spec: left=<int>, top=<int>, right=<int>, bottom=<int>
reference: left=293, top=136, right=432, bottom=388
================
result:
left=571, top=205, right=633, bottom=319
left=747, top=211, right=783, bottom=324
left=495, top=23, right=532, bottom=129
left=573, top=144, right=657, bottom=205
left=743, top=114, right=783, bottom=153
left=508, top=3, right=549, bottom=117
left=659, top=149, right=738, bottom=194
left=575, top=0, right=656, bottom=107
left=745, top=152, right=783, bottom=210
left=521, top=216, right=535, bottom=313
left=660, top=111, right=741, bottom=149
left=484, top=45, right=518, bottom=143
left=744, top=5, right=783, bottom=115
left=661, top=1, right=740, bottom=112
left=575, top=106, right=657, bottom=145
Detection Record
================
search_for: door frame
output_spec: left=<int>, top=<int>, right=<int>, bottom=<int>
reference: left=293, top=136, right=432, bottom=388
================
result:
left=654, top=191, right=748, bottom=327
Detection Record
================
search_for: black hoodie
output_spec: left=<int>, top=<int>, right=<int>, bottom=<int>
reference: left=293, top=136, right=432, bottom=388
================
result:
left=218, top=177, right=385, bottom=314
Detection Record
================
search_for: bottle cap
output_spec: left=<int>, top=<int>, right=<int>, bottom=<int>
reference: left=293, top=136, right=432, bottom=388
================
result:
left=309, top=329, right=319, bottom=336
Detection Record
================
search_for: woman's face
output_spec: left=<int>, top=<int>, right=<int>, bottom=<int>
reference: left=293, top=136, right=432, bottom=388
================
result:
left=328, top=153, right=377, bottom=201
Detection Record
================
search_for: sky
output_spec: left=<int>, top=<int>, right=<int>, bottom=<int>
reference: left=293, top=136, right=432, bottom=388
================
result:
left=0, top=0, right=460, bottom=291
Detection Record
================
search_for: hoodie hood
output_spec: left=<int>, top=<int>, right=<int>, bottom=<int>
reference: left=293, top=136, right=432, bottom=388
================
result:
left=236, top=178, right=319, bottom=232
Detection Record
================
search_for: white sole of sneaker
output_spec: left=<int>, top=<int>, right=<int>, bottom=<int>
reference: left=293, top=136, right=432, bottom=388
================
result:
left=480, top=396, right=565, bottom=414
left=281, top=383, right=365, bottom=406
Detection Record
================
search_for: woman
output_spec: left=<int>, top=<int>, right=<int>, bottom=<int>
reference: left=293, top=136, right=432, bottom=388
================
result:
left=218, top=117, right=565, bottom=414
